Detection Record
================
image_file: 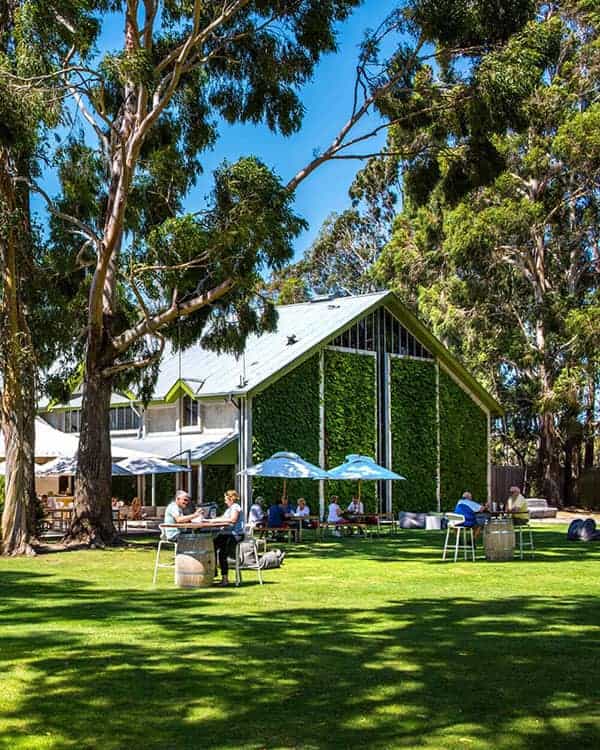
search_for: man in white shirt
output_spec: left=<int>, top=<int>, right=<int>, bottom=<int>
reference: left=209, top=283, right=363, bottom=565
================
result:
left=347, top=497, right=364, bottom=515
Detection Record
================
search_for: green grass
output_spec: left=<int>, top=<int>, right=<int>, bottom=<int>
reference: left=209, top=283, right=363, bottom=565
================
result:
left=1, top=528, right=599, bottom=750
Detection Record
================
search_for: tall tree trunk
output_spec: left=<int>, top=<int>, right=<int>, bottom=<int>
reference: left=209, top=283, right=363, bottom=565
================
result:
left=69, top=346, right=117, bottom=545
left=583, top=374, right=595, bottom=469
left=0, top=147, right=37, bottom=555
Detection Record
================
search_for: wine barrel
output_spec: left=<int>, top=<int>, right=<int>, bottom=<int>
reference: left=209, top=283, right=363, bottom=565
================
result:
left=484, top=518, right=515, bottom=561
left=175, top=534, right=215, bottom=588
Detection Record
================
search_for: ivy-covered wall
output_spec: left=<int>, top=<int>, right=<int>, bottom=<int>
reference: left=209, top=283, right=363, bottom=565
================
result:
left=252, top=354, right=321, bottom=504
left=324, top=349, right=377, bottom=511
left=439, top=369, right=488, bottom=508
left=390, top=358, right=437, bottom=512
left=203, top=465, right=236, bottom=505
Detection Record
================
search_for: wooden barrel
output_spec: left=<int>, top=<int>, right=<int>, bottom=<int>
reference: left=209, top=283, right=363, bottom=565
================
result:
left=175, top=534, right=215, bottom=588
left=484, top=518, right=515, bottom=561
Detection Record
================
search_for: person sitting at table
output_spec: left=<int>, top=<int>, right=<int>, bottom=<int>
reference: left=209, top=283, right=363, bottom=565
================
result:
left=454, top=491, right=489, bottom=540
left=130, top=496, right=142, bottom=520
left=327, top=495, right=348, bottom=537
left=294, top=497, right=313, bottom=529
left=163, top=490, right=202, bottom=541
left=267, top=499, right=288, bottom=528
left=209, top=489, right=245, bottom=587
left=506, top=486, right=529, bottom=526
left=347, top=496, right=364, bottom=515
left=280, top=497, right=295, bottom=518
left=45, top=494, right=57, bottom=510
left=248, top=496, right=265, bottom=528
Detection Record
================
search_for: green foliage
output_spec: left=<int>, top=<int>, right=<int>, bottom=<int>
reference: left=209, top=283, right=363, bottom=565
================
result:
left=203, top=465, right=236, bottom=505
left=324, top=349, right=377, bottom=510
left=111, top=476, right=137, bottom=503
left=390, top=358, right=437, bottom=512
left=439, top=370, right=487, bottom=508
left=252, top=354, right=321, bottom=504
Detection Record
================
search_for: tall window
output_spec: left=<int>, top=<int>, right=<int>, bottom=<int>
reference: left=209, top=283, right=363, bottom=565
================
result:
left=65, top=409, right=81, bottom=433
left=182, top=395, right=199, bottom=427
left=330, top=307, right=432, bottom=359
left=109, top=405, right=140, bottom=431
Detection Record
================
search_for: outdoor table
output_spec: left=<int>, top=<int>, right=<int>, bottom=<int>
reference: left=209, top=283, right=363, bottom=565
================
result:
left=161, top=522, right=232, bottom=588
left=289, top=514, right=319, bottom=542
left=51, top=508, right=73, bottom=532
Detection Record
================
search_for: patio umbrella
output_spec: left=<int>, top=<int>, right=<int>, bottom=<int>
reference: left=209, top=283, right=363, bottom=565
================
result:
left=116, top=456, right=191, bottom=475
left=35, top=456, right=133, bottom=477
left=238, top=451, right=329, bottom=501
left=327, top=454, right=405, bottom=502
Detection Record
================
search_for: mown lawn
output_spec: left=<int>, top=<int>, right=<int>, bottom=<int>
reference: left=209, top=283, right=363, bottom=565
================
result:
left=1, top=527, right=599, bottom=750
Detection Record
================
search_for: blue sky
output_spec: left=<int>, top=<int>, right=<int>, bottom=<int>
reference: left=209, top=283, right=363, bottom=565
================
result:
left=84, top=1, right=399, bottom=261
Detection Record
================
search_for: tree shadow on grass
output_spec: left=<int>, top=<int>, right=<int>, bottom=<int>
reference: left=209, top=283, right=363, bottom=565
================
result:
left=287, top=529, right=600, bottom=566
left=1, top=569, right=599, bottom=750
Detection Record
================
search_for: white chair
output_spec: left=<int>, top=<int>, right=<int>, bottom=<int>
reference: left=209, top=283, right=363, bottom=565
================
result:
left=231, top=537, right=263, bottom=587
left=442, top=513, right=476, bottom=562
left=515, top=524, right=535, bottom=559
left=153, top=524, right=178, bottom=584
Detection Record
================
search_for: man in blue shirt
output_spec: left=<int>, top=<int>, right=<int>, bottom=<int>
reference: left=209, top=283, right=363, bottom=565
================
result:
left=268, top=500, right=287, bottom=528
left=454, top=491, right=489, bottom=540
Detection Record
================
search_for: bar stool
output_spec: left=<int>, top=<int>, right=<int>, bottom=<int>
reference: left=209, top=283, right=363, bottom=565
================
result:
left=515, top=524, right=535, bottom=559
left=443, top=512, right=476, bottom=562
left=153, top=524, right=178, bottom=584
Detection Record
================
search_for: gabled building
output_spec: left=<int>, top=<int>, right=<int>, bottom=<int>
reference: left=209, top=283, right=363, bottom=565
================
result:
left=39, top=291, right=502, bottom=513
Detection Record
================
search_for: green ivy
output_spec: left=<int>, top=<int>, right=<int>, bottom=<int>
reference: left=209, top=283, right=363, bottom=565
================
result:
left=324, top=349, right=377, bottom=511
left=390, top=358, right=437, bottom=512
left=439, top=369, right=488, bottom=509
left=252, top=354, right=321, bottom=504
left=203, top=465, right=236, bottom=505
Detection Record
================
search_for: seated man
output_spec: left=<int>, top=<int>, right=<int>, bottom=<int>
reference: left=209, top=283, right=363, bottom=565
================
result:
left=454, top=491, right=489, bottom=540
left=506, top=486, right=529, bottom=526
left=267, top=500, right=287, bottom=528
left=347, top=496, right=364, bottom=515
left=163, top=490, right=201, bottom=541
left=248, top=496, right=265, bottom=528
left=280, top=497, right=295, bottom=518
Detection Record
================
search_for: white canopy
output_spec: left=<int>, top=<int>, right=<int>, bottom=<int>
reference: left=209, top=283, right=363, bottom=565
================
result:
left=0, top=417, right=80, bottom=460
left=117, top=456, right=191, bottom=475
left=35, top=456, right=133, bottom=477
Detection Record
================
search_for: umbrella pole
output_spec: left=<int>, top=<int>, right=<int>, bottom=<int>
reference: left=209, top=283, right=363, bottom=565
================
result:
left=358, top=479, right=362, bottom=502
left=282, top=478, right=287, bottom=502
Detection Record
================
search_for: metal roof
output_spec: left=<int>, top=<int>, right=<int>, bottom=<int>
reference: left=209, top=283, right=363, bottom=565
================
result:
left=152, top=291, right=390, bottom=399
left=39, top=291, right=502, bottom=415
left=112, top=430, right=238, bottom=462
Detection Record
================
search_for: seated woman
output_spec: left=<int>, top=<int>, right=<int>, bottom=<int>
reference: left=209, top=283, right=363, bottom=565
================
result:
left=130, top=496, right=142, bottom=520
left=327, top=496, right=348, bottom=536
left=209, top=489, right=245, bottom=586
left=294, top=497, right=312, bottom=529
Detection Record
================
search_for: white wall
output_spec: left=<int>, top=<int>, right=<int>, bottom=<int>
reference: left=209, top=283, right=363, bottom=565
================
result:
left=145, top=405, right=177, bottom=433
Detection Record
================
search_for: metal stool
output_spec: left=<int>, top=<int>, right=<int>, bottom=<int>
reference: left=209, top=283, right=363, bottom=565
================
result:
left=443, top=513, right=476, bottom=562
left=515, top=524, right=534, bottom=559
left=153, top=525, right=178, bottom=584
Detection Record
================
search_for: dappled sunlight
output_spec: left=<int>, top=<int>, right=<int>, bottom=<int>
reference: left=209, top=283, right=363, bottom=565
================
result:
left=1, top=529, right=599, bottom=749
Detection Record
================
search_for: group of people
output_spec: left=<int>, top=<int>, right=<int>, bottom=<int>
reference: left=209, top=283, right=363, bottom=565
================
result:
left=164, top=488, right=244, bottom=587
left=454, top=486, right=529, bottom=539
left=246, top=494, right=368, bottom=535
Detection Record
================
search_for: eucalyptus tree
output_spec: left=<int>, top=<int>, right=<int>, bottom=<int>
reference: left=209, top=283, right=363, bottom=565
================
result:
left=36, top=0, right=538, bottom=546
left=0, top=1, right=100, bottom=555
left=376, top=1, right=600, bottom=499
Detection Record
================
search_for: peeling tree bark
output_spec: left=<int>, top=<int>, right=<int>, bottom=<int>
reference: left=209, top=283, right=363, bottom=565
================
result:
left=0, top=147, right=37, bottom=556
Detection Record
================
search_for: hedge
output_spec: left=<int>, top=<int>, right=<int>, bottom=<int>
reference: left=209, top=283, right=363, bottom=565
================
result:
left=439, top=369, right=488, bottom=509
left=324, top=349, right=377, bottom=511
left=390, top=358, right=437, bottom=512
left=252, top=354, right=321, bottom=505
left=203, top=465, right=236, bottom=505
